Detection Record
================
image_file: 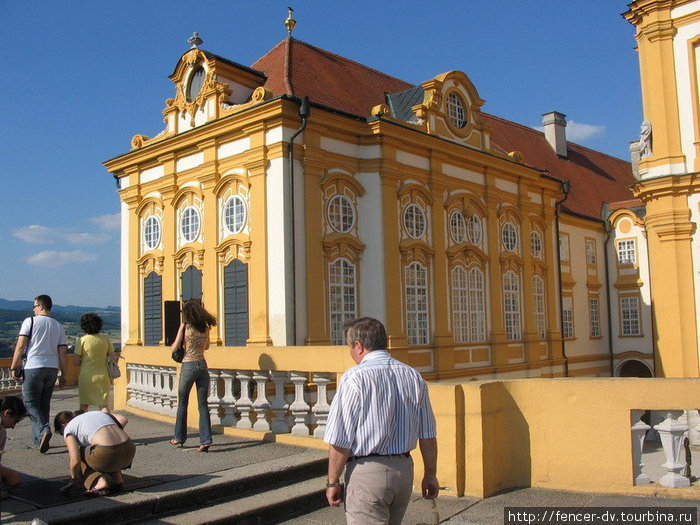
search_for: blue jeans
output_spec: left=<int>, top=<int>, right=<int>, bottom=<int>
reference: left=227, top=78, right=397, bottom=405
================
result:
left=22, top=367, right=59, bottom=446
left=174, top=360, right=212, bottom=445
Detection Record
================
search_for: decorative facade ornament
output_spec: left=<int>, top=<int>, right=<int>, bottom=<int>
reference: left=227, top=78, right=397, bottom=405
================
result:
left=285, top=7, right=296, bottom=36
left=639, top=120, right=652, bottom=158
left=188, top=32, right=203, bottom=49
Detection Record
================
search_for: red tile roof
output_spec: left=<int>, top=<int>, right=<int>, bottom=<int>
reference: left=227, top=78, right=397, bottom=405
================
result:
left=251, top=38, right=637, bottom=221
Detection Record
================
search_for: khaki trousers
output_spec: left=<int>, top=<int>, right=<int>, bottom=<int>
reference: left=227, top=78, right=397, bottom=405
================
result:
left=344, top=455, right=413, bottom=525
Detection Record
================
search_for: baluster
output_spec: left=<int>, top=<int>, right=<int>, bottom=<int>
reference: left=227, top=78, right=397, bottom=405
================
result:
left=654, top=410, right=690, bottom=487
left=252, top=371, right=271, bottom=431
left=220, top=370, right=238, bottom=426
left=311, top=373, right=332, bottom=439
left=127, top=364, right=142, bottom=408
left=631, top=410, right=651, bottom=485
left=289, top=371, right=310, bottom=436
left=236, top=371, right=253, bottom=429
left=166, top=367, right=178, bottom=416
left=156, top=368, right=169, bottom=414
left=270, top=371, right=290, bottom=434
left=207, top=369, right=221, bottom=424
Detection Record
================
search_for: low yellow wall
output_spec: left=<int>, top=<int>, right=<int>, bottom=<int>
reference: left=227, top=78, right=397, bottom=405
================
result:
left=113, top=348, right=700, bottom=500
left=462, top=378, right=700, bottom=498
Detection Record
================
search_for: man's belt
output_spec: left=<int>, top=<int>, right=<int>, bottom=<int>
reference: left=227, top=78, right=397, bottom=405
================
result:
left=348, top=452, right=410, bottom=462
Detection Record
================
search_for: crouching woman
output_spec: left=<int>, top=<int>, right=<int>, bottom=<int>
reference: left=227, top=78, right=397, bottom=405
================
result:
left=54, top=410, right=136, bottom=495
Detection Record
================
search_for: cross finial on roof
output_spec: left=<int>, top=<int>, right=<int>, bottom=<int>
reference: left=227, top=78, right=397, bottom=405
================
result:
left=285, top=7, right=296, bottom=36
left=188, top=32, right=203, bottom=49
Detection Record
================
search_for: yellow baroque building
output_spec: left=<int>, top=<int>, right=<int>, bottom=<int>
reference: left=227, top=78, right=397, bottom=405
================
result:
left=105, top=28, right=655, bottom=380
left=625, top=0, right=700, bottom=378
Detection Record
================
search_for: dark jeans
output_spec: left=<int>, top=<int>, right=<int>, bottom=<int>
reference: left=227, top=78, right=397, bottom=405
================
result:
left=174, top=360, right=212, bottom=445
left=22, top=367, right=59, bottom=446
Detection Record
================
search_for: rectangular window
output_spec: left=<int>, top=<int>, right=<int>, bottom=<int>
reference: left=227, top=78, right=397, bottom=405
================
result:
left=589, top=297, right=600, bottom=338
left=406, top=262, right=429, bottom=345
left=451, top=267, right=469, bottom=343
left=617, top=239, right=636, bottom=265
left=621, top=296, right=641, bottom=336
left=559, top=234, right=570, bottom=262
left=329, top=259, right=357, bottom=345
left=585, top=238, right=597, bottom=265
left=503, top=271, right=521, bottom=340
left=468, top=268, right=486, bottom=342
left=533, top=276, right=546, bottom=339
left=562, top=295, right=574, bottom=339
left=143, top=272, right=162, bottom=346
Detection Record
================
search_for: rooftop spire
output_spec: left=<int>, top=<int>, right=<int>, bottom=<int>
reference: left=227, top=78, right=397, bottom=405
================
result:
left=285, top=7, right=296, bottom=36
left=188, top=32, right=203, bottom=49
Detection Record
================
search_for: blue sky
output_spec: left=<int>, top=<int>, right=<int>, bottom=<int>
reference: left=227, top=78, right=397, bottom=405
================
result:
left=2, top=1, right=641, bottom=308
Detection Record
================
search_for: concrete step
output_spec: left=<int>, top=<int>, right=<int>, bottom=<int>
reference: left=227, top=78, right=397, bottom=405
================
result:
left=134, top=476, right=328, bottom=525
left=9, top=453, right=328, bottom=525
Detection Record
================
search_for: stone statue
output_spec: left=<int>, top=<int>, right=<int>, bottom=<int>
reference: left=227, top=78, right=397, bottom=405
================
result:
left=639, top=120, right=652, bottom=158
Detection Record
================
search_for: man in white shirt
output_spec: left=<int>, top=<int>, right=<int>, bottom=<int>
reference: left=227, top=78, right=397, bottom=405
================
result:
left=11, top=295, right=68, bottom=453
left=324, top=317, right=439, bottom=524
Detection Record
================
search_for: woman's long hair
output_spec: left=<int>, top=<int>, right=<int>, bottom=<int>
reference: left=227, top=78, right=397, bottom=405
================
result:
left=182, top=300, right=217, bottom=333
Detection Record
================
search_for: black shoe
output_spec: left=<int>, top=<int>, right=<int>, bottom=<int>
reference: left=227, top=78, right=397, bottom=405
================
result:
left=39, top=432, right=51, bottom=453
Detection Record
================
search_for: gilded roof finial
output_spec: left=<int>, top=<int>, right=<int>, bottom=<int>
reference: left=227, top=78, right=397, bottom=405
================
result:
left=188, top=32, right=203, bottom=49
left=285, top=7, right=296, bottom=36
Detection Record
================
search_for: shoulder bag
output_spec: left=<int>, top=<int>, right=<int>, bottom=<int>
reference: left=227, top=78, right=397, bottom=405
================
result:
left=104, top=335, right=121, bottom=379
left=171, top=324, right=185, bottom=363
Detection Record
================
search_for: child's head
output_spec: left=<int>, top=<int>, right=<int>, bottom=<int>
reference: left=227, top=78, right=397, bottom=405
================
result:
left=0, top=396, right=27, bottom=430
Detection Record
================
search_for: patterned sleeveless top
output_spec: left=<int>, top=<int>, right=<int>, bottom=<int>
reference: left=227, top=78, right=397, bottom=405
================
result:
left=183, top=324, right=209, bottom=362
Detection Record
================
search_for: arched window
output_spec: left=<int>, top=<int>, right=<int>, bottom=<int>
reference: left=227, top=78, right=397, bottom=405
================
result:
left=144, top=272, right=162, bottom=346
left=502, top=222, right=518, bottom=251
left=403, top=204, right=426, bottom=239
left=503, top=271, right=521, bottom=340
left=467, top=214, right=482, bottom=245
left=468, top=268, right=486, bottom=342
left=327, top=195, right=355, bottom=234
left=451, top=266, right=486, bottom=344
left=405, top=262, right=429, bottom=345
left=143, top=216, right=161, bottom=251
left=449, top=211, right=466, bottom=244
left=186, top=66, right=205, bottom=102
left=224, top=259, right=248, bottom=346
left=328, top=258, right=357, bottom=345
left=451, top=266, right=469, bottom=343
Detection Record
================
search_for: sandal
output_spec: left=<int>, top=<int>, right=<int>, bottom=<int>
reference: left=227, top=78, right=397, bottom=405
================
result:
left=169, top=439, right=183, bottom=447
left=198, top=444, right=211, bottom=453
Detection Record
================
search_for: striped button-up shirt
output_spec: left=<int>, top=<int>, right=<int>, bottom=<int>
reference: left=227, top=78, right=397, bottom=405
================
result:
left=324, top=350, right=436, bottom=456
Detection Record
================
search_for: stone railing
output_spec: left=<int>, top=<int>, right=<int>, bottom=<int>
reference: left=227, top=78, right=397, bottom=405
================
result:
left=0, top=359, right=22, bottom=393
left=124, top=363, right=336, bottom=439
left=632, top=409, right=698, bottom=488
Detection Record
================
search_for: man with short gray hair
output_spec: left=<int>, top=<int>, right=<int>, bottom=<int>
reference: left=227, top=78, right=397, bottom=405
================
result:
left=324, top=317, right=439, bottom=524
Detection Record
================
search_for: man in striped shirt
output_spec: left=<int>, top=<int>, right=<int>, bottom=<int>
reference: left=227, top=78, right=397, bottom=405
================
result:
left=324, top=317, right=439, bottom=524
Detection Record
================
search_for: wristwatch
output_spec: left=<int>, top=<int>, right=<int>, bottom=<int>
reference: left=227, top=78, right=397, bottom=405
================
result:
left=326, top=480, right=340, bottom=488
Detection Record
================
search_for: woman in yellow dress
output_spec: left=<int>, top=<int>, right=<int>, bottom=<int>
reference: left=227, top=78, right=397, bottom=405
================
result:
left=73, top=313, right=117, bottom=413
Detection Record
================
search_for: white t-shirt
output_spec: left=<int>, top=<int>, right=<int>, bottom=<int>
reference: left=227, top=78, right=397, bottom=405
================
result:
left=19, top=315, right=67, bottom=370
left=63, top=411, right=117, bottom=447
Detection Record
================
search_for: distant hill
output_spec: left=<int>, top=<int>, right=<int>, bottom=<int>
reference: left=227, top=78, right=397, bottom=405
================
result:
left=0, top=298, right=121, bottom=357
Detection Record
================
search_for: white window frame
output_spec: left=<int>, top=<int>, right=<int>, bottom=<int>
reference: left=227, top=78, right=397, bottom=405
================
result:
left=180, top=206, right=201, bottom=243
left=620, top=296, right=641, bottom=336
left=327, top=195, right=355, bottom=234
left=403, top=204, right=426, bottom=239
left=451, top=266, right=469, bottom=343
left=502, top=222, right=518, bottom=252
left=446, top=92, right=466, bottom=129
left=617, top=239, right=636, bottom=265
left=449, top=211, right=467, bottom=244
left=530, top=230, right=543, bottom=259
left=503, top=270, right=521, bottom=340
left=328, top=258, right=357, bottom=345
left=559, top=234, right=570, bottom=261
left=533, top=275, right=546, bottom=339
left=405, top=262, right=429, bottom=345
left=223, top=195, right=247, bottom=235
left=585, top=239, right=597, bottom=265
left=468, top=267, right=486, bottom=342
left=589, top=297, right=601, bottom=338
left=562, top=295, right=574, bottom=339
left=143, top=215, right=161, bottom=251
left=467, top=214, right=483, bottom=246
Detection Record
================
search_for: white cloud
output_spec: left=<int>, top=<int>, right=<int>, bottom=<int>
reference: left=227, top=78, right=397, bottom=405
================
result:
left=89, top=213, right=121, bottom=231
left=534, top=120, right=606, bottom=144
left=26, top=250, right=99, bottom=267
left=566, top=120, right=606, bottom=142
left=13, top=224, right=111, bottom=245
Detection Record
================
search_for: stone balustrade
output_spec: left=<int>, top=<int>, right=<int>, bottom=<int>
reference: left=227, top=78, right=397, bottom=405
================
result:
left=124, top=363, right=334, bottom=438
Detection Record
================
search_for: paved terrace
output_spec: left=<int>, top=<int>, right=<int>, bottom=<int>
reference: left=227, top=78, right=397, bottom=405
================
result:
left=1, top=388, right=700, bottom=524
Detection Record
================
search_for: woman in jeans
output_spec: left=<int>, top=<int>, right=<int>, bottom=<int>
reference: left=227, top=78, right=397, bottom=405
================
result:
left=169, top=300, right=216, bottom=452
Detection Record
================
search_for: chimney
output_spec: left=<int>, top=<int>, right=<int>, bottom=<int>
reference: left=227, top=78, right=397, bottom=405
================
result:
left=629, top=140, right=641, bottom=180
left=542, top=111, right=568, bottom=158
